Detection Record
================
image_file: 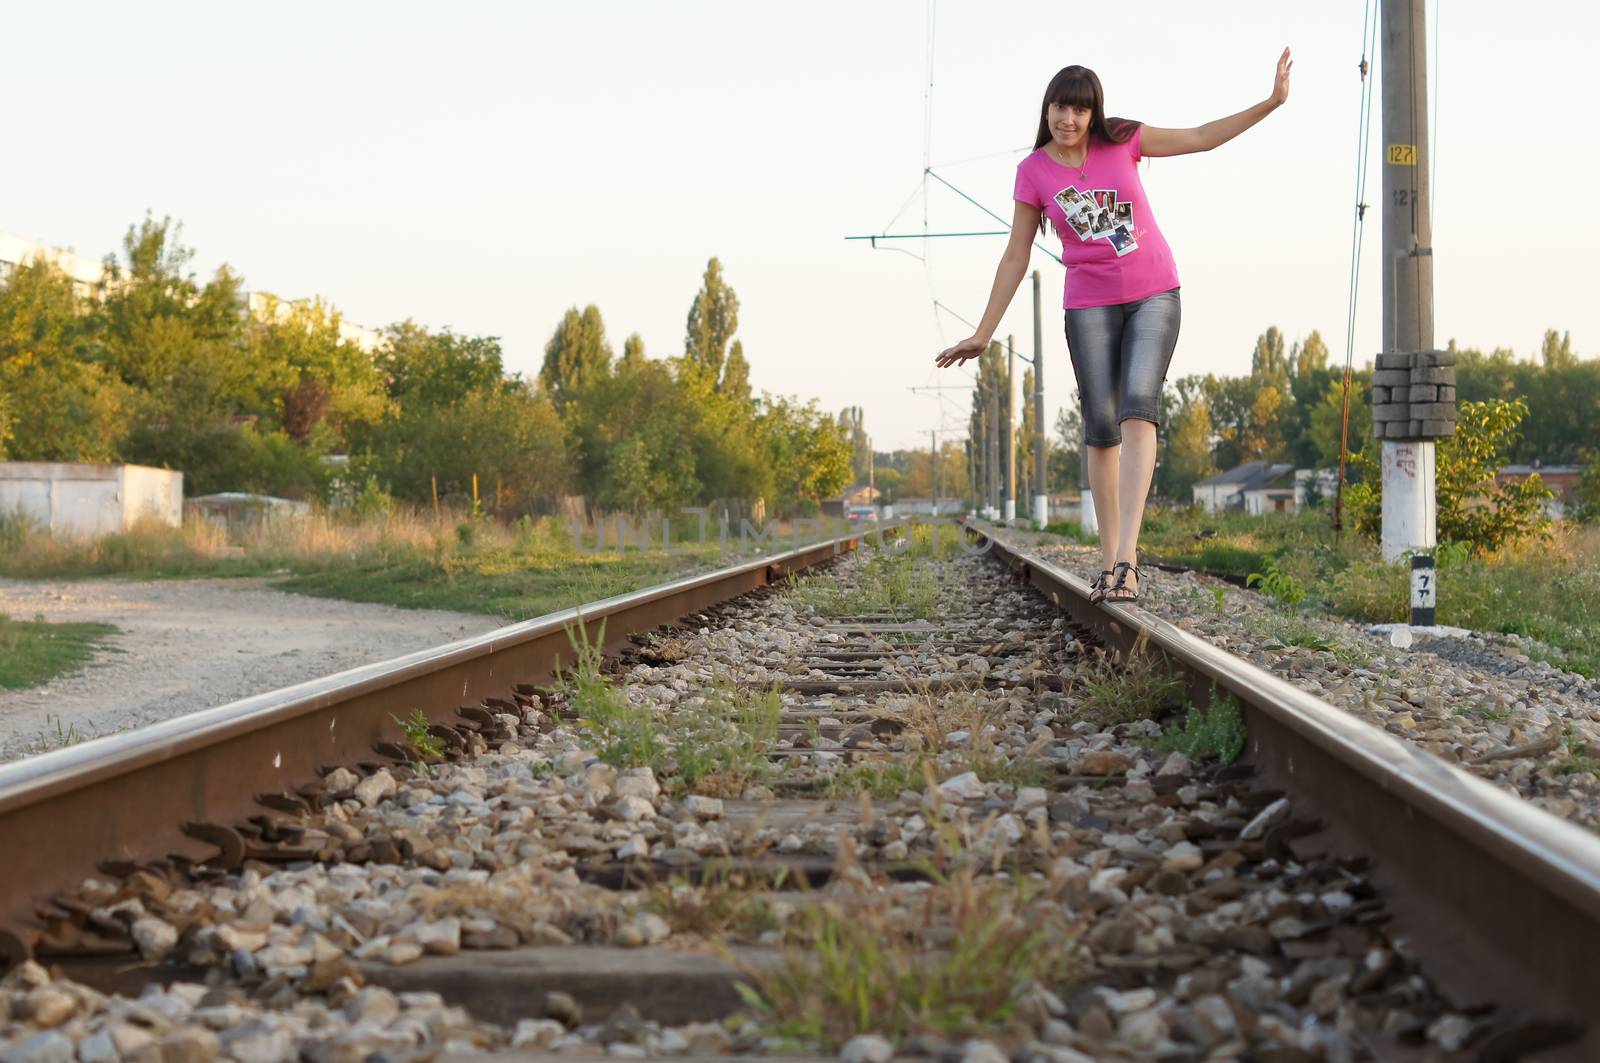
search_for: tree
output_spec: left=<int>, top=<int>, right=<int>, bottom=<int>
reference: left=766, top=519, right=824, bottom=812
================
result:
left=966, top=342, right=1010, bottom=505
left=540, top=305, right=613, bottom=410
left=1017, top=368, right=1037, bottom=492
left=620, top=332, right=647, bottom=371
left=839, top=405, right=871, bottom=484
left=1307, top=372, right=1372, bottom=469
left=378, top=321, right=505, bottom=407
left=244, top=295, right=389, bottom=445
left=0, top=258, right=131, bottom=462
left=1251, top=326, right=1289, bottom=390
left=756, top=397, right=852, bottom=515
left=1346, top=398, right=1552, bottom=552
left=1156, top=379, right=1214, bottom=499
left=683, top=257, right=747, bottom=397
left=1541, top=328, right=1576, bottom=369
left=1052, top=401, right=1082, bottom=493
left=1291, top=330, right=1330, bottom=379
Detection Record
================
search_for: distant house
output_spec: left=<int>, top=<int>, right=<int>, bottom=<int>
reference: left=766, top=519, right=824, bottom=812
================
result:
left=821, top=483, right=881, bottom=518
left=1497, top=463, right=1584, bottom=518
left=1191, top=462, right=1294, bottom=513
left=892, top=497, right=963, bottom=516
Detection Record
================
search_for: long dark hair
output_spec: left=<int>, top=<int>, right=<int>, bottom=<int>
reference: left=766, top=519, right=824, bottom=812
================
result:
left=1032, top=65, right=1139, bottom=235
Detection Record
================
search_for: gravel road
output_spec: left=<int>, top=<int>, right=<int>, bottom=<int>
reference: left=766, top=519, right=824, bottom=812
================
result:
left=0, top=578, right=504, bottom=763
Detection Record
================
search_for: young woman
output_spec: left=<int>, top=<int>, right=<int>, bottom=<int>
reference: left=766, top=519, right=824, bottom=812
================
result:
left=936, top=50, right=1292, bottom=603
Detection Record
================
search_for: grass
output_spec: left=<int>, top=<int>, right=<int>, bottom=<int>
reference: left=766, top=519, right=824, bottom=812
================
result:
left=736, top=858, right=1082, bottom=1048
left=0, top=509, right=840, bottom=621
left=1138, top=506, right=1600, bottom=679
left=1068, top=641, right=1187, bottom=727
left=789, top=545, right=947, bottom=620
left=823, top=759, right=934, bottom=800
left=556, top=617, right=666, bottom=770
left=646, top=861, right=788, bottom=940
left=554, top=618, right=782, bottom=794
left=0, top=613, right=120, bottom=691
left=1157, top=694, right=1247, bottom=765
left=1042, top=519, right=1090, bottom=544
left=392, top=708, right=446, bottom=761
left=670, top=678, right=782, bottom=796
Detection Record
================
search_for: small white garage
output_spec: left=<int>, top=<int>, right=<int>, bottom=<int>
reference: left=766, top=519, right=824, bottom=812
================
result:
left=0, top=463, right=183, bottom=536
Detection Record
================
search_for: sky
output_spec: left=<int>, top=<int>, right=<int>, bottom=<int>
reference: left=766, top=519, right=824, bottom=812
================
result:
left=3, top=1, right=1595, bottom=452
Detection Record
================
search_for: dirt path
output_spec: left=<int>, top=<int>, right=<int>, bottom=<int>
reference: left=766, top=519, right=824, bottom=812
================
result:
left=0, top=578, right=506, bottom=763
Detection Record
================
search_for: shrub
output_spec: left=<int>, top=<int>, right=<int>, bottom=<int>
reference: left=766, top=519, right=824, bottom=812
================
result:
left=1346, top=399, right=1552, bottom=554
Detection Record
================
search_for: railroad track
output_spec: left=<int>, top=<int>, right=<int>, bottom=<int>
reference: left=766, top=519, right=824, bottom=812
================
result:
left=0, top=520, right=1597, bottom=1061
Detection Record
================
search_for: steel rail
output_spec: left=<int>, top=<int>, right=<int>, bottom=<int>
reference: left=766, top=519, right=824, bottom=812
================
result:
left=970, top=519, right=1600, bottom=1058
left=0, top=527, right=884, bottom=959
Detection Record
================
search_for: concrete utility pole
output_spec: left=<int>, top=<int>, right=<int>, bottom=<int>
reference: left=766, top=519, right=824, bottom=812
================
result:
left=1379, top=0, right=1437, bottom=561
left=1080, top=443, right=1098, bottom=536
left=1032, top=269, right=1048, bottom=528
left=1004, top=335, right=1017, bottom=522
left=987, top=389, right=1000, bottom=520
left=931, top=429, right=939, bottom=514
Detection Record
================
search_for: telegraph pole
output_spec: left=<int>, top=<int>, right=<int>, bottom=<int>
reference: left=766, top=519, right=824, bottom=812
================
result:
left=1004, top=335, right=1017, bottom=522
left=1378, top=0, right=1438, bottom=561
left=1032, top=269, right=1047, bottom=528
left=979, top=392, right=992, bottom=521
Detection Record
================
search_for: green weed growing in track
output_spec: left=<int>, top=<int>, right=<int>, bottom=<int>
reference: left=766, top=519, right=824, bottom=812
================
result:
left=1068, top=638, right=1187, bottom=727
left=1157, top=693, right=1247, bottom=765
left=734, top=843, right=1083, bottom=1048
left=391, top=708, right=445, bottom=761
left=555, top=615, right=666, bottom=770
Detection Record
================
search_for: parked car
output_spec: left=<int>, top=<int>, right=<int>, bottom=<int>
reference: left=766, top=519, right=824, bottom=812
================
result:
left=845, top=505, right=879, bottom=524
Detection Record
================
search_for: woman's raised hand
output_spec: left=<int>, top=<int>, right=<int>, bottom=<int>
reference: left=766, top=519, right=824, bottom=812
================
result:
left=1270, top=47, right=1293, bottom=107
left=935, top=335, right=986, bottom=368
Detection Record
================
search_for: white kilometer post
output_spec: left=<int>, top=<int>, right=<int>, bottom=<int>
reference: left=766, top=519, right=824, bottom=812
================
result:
left=1380, top=440, right=1436, bottom=562
left=1081, top=487, right=1099, bottom=536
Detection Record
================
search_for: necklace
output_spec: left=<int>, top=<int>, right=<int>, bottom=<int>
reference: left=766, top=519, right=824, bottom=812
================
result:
left=1051, top=144, right=1088, bottom=179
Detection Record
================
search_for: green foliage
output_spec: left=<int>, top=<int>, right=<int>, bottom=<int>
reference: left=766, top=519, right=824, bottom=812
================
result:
left=0, top=221, right=855, bottom=521
left=669, top=679, right=782, bottom=795
left=0, top=613, right=119, bottom=691
left=682, top=257, right=748, bottom=400
left=1347, top=399, right=1553, bottom=554
left=1246, top=555, right=1307, bottom=606
left=1158, top=695, right=1246, bottom=764
left=555, top=617, right=666, bottom=770
left=1570, top=454, right=1600, bottom=525
left=1042, top=519, right=1089, bottom=543
left=790, top=547, right=944, bottom=619
left=391, top=708, right=445, bottom=761
left=738, top=865, right=1082, bottom=1047
left=1070, top=644, right=1187, bottom=726
left=540, top=304, right=613, bottom=410
left=822, top=759, right=934, bottom=800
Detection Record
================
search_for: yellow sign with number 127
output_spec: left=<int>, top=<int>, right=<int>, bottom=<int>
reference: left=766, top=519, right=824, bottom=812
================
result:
left=1387, top=144, right=1417, bottom=166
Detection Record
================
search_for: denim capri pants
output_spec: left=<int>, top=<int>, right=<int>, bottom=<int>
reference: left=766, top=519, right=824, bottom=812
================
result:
left=1064, top=287, right=1181, bottom=447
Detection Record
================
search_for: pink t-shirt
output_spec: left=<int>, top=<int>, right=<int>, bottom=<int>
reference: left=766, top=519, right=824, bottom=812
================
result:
left=1013, top=125, right=1180, bottom=310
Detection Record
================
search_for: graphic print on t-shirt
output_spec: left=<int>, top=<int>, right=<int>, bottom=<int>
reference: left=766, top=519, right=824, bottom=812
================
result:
left=1053, top=184, right=1139, bottom=258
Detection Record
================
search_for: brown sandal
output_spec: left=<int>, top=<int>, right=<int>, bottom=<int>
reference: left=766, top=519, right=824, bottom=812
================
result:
left=1105, top=561, right=1143, bottom=603
left=1088, top=569, right=1115, bottom=604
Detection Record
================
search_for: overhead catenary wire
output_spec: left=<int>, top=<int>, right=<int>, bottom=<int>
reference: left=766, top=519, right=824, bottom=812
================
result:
left=1334, top=0, right=1382, bottom=535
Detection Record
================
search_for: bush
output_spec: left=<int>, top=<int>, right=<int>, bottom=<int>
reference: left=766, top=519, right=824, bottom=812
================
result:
left=1347, top=399, right=1552, bottom=554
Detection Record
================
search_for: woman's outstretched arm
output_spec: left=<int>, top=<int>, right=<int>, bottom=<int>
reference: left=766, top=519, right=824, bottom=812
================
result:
left=1141, top=46, right=1292, bottom=158
left=935, top=199, right=1043, bottom=368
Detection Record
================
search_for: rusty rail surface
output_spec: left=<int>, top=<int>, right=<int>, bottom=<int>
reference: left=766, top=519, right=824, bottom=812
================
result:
left=0, top=528, right=884, bottom=960
left=970, top=518, right=1600, bottom=1059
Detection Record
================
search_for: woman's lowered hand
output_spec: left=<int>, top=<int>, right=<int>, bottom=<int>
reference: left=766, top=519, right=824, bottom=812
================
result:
left=935, top=335, right=987, bottom=368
